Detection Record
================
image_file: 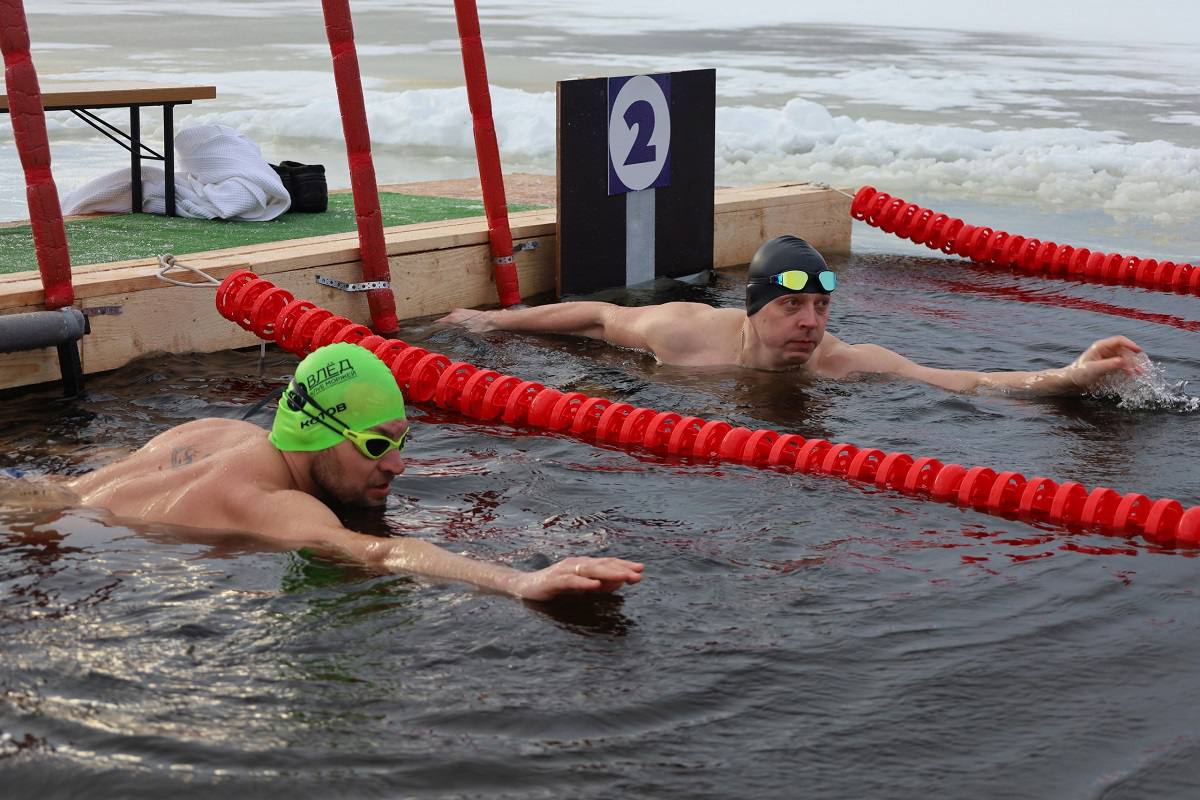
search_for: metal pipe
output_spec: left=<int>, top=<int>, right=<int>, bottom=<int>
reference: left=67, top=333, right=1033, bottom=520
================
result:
left=0, top=307, right=88, bottom=353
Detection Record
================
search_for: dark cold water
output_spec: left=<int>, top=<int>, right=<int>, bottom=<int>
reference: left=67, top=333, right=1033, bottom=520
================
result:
left=1, top=244, right=1198, bottom=798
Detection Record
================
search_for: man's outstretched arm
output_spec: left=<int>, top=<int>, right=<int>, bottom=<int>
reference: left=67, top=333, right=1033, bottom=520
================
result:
left=438, top=302, right=665, bottom=351
left=440, top=302, right=609, bottom=338
left=828, top=335, right=1146, bottom=395
left=234, top=487, right=644, bottom=601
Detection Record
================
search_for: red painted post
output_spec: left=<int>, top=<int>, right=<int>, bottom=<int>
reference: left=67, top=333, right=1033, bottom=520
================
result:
left=320, top=0, right=399, bottom=334
left=453, top=0, right=522, bottom=307
left=0, top=0, right=74, bottom=310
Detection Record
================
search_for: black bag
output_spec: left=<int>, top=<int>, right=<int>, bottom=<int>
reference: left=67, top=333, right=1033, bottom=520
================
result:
left=271, top=161, right=328, bottom=213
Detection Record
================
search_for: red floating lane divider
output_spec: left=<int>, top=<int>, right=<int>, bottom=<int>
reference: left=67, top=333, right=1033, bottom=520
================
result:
left=851, top=186, right=1200, bottom=297
left=217, top=270, right=1200, bottom=548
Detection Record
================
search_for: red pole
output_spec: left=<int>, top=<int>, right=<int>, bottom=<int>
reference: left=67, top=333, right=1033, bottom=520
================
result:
left=453, top=0, right=522, bottom=307
left=0, top=0, right=73, bottom=310
left=320, top=0, right=399, bottom=335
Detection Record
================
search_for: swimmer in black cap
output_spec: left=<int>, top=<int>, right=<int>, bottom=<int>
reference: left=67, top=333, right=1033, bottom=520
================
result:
left=440, top=235, right=1145, bottom=395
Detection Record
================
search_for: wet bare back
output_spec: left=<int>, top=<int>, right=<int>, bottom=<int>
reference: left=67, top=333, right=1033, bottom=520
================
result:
left=66, top=419, right=291, bottom=529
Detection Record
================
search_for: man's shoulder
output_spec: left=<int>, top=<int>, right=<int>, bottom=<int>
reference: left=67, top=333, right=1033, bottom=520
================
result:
left=632, top=303, right=741, bottom=364
left=169, top=417, right=266, bottom=438
left=137, top=418, right=266, bottom=458
left=810, top=335, right=911, bottom=379
left=162, top=419, right=278, bottom=486
left=653, top=301, right=730, bottom=316
left=640, top=302, right=739, bottom=326
left=218, top=486, right=341, bottom=541
left=808, top=333, right=857, bottom=375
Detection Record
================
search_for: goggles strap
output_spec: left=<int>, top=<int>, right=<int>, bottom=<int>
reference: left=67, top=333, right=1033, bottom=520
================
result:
left=287, top=384, right=353, bottom=439
left=287, top=383, right=403, bottom=457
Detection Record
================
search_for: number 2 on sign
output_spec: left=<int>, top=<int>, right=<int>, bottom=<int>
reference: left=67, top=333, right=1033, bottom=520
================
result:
left=607, top=73, right=670, bottom=194
left=623, top=100, right=657, bottom=166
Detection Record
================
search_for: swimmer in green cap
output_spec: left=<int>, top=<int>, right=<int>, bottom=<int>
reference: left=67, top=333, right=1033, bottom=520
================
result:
left=62, top=342, right=643, bottom=601
left=440, top=235, right=1146, bottom=395
left=268, top=341, right=413, bottom=507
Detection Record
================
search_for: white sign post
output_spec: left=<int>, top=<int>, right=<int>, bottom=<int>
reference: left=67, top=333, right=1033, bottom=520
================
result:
left=608, top=74, right=672, bottom=285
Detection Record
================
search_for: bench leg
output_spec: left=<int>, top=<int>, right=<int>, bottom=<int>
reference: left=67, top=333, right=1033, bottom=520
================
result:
left=130, top=106, right=142, bottom=214
left=164, top=104, right=175, bottom=217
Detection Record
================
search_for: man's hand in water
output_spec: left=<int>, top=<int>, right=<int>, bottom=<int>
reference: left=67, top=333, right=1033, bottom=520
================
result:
left=437, top=308, right=496, bottom=333
left=1062, top=335, right=1146, bottom=390
left=513, top=557, right=645, bottom=602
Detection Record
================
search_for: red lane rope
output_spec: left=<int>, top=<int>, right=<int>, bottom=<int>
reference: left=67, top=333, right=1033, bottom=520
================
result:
left=216, top=270, right=1200, bottom=549
left=851, top=186, right=1200, bottom=298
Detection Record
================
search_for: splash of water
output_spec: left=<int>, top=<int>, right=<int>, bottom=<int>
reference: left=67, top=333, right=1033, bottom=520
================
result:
left=1089, top=352, right=1200, bottom=412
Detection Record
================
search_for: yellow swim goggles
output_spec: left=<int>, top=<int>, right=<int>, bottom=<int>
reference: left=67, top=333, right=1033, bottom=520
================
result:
left=285, top=382, right=409, bottom=460
left=339, top=426, right=409, bottom=460
left=750, top=269, right=837, bottom=292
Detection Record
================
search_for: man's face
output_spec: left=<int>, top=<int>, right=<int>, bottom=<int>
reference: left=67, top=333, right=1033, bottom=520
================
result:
left=749, top=292, right=831, bottom=366
left=312, top=418, right=409, bottom=507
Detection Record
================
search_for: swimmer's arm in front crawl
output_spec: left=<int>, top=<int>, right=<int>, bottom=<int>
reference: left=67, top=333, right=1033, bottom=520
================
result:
left=824, top=335, right=1145, bottom=395
left=438, top=301, right=702, bottom=356
left=226, top=486, right=643, bottom=602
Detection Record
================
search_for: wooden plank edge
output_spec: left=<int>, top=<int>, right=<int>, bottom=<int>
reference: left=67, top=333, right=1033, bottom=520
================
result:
left=1, top=186, right=850, bottom=309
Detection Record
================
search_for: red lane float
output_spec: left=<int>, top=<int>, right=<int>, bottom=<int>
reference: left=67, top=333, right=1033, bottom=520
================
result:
left=851, top=186, right=1200, bottom=297
left=217, top=270, right=1200, bottom=548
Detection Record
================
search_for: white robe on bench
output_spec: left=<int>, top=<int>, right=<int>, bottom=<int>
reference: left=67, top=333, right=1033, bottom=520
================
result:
left=61, top=124, right=291, bottom=221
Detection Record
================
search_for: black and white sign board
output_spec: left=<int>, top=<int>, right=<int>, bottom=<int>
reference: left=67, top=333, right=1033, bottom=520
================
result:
left=607, top=74, right=672, bottom=195
left=557, top=68, right=714, bottom=297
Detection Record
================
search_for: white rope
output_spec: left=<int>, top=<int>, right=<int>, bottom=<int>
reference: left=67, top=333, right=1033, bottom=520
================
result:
left=806, top=181, right=857, bottom=201
left=151, top=254, right=267, bottom=370
left=155, top=254, right=221, bottom=288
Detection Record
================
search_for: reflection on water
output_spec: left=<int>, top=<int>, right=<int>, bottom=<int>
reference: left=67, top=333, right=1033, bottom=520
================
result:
left=0, top=478, right=80, bottom=511
left=525, top=592, right=636, bottom=637
left=1, top=250, right=1198, bottom=797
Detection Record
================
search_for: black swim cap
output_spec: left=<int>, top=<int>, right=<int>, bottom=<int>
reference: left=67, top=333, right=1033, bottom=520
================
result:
left=745, top=235, right=832, bottom=316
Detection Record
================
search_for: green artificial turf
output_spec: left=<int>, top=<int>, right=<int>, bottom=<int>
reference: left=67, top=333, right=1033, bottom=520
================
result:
left=0, top=192, right=545, bottom=274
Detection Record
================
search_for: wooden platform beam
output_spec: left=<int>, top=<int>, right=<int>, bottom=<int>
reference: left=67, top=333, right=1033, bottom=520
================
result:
left=0, top=183, right=850, bottom=390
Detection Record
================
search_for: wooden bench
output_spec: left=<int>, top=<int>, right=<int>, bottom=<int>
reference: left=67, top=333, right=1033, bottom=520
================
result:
left=0, top=83, right=217, bottom=217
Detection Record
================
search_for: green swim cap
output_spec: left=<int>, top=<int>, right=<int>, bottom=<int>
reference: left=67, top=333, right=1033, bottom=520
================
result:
left=269, top=342, right=406, bottom=452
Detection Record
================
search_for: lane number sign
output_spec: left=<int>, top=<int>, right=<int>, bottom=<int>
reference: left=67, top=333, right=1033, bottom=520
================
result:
left=607, top=74, right=671, bottom=195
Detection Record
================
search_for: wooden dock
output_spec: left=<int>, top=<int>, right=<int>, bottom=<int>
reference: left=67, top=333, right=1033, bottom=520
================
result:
left=0, top=182, right=851, bottom=390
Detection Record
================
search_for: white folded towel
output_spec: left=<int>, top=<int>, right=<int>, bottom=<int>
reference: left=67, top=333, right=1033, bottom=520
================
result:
left=61, top=124, right=291, bottom=221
